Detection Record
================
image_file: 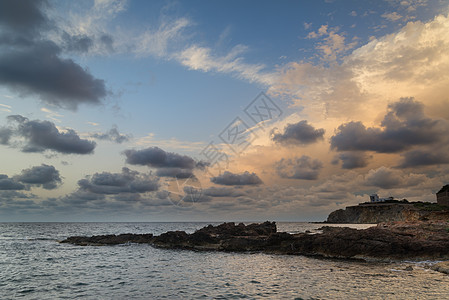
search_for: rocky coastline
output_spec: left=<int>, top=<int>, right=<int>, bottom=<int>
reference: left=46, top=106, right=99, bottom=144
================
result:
left=61, top=220, right=449, bottom=265
left=326, top=202, right=449, bottom=224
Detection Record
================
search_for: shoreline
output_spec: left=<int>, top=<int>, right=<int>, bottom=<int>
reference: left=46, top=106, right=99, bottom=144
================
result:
left=60, top=221, right=449, bottom=269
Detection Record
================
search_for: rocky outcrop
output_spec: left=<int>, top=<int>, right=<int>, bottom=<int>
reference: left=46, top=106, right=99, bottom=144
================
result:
left=61, top=233, right=154, bottom=246
left=60, top=221, right=449, bottom=261
left=326, top=203, right=449, bottom=224
left=291, top=222, right=449, bottom=260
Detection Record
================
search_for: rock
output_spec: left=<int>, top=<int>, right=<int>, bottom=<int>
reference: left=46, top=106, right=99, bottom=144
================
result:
left=404, top=266, right=413, bottom=271
left=326, top=202, right=449, bottom=224
left=152, top=231, right=189, bottom=248
left=195, top=221, right=276, bottom=237
left=431, top=261, right=449, bottom=274
left=60, top=233, right=153, bottom=246
left=60, top=221, right=449, bottom=261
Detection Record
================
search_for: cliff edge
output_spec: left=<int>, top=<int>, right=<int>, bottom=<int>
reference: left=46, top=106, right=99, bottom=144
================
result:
left=326, top=202, right=449, bottom=223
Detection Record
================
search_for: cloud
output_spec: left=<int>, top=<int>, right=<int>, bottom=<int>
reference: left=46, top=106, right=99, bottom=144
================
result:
left=275, top=156, right=323, bottom=180
left=0, top=41, right=107, bottom=110
left=210, top=171, right=262, bottom=186
left=90, top=126, right=130, bottom=144
left=41, top=108, right=63, bottom=123
left=398, top=148, right=449, bottom=168
left=306, top=25, right=357, bottom=61
left=124, top=146, right=194, bottom=168
left=364, top=166, right=424, bottom=189
left=0, top=0, right=48, bottom=37
left=135, top=18, right=191, bottom=57
left=333, top=152, right=371, bottom=169
left=0, top=0, right=107, bottom=110
left=330, top=98, right=447, bottom=153
left=347, top=14, right=449, bottom=89
left=176, top=45, right=275, bottom=85
left=124, top=146, right=206, bottom=178
left=0, top=175, right=26, bottom=191
left=202, top=186, right=246, bottom=197
left=77, top=167, right=159, bottom=195
left=15, top=164, right=62, bottom=190
left=270, top=13, right=449, bottom=122
left=0, top=190, right=34, bottom=200
left=0, top=127, right=12, bottom=144
left=54, top=1, right=274, bottom=88
left=155, top=168, right=193, bottom=179
left=395, top=0, right=429, bottom=12
left=271, top=120, right=325, bottom=146
left=99, top=34, right=114, bottom=53
left=62, top=32, right=94, bottom=53
left=182, top=186, right=212, bottom=203
left=7, top=115, right=96, bottom=154
left=381, top=12, right=403, bottom=22
left=0, top=103, right=12, bottom=113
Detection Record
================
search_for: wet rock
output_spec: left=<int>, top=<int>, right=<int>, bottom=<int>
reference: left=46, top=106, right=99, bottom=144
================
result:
left=152, top=231, right=189, bottom=248
left=60, top=233, right=153, bottom=246
left=60, top=221, right=449, bottom=261
left=195, top=221, right=276, bottom=237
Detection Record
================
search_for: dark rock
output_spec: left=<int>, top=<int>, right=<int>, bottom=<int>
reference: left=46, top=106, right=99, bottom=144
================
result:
left=60, top=221, right=449, bottom=261
left=195, top=221, right=276, bottom=237
left=60, top=233, right=153, bottom=246
left=152, top=231, right=189, bottom=248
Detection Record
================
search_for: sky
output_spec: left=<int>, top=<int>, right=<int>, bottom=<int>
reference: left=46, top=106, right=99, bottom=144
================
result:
left=0, top=0, right=449, bottom=222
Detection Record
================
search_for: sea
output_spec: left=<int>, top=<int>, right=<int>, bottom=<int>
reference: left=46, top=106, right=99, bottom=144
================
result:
left=1, top=222, right=449, bottom=300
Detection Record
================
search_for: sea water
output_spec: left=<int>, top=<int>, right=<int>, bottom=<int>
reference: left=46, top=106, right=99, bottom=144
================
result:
left=1, top=222, right=448, bottom=299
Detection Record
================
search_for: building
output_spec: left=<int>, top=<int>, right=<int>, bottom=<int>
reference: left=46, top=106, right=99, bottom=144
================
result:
left=370, top=194, right=394, bottom=203
left=436, top=185, right=449, bottom=206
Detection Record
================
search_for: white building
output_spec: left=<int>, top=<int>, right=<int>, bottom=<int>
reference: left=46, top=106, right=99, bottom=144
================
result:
left=370, top=194, right=394, bottom=203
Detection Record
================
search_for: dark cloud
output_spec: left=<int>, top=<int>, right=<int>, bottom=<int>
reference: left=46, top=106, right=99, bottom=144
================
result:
left=0, top=174, right=26, bottom=191
left=272, top=120, right=325, bottom=145
left=0, top=190, right=34, bottom=200
left=156, top=190, right=170, bottom=200
left=77, top=167, right=159, bottom=195
left=125, top=147, right=196, bottom=169
left=275, top=156, right=323, bottom=180
left=0, top=0, right=48, bottom=37
left=333, top=152, right=370, bottom=169
left=100, top=34, right=114, bottom=53
left=15, top=164, right=62, bottom=190
left=90, top=126, right=130, bottom=144
left=0, top=127, right=12, bottom=144
left=7, top=115, right=96, bottom=154
left=331, top=98, right=446, bottom=153
left=155, top=168, right=194, bottom=179
left=203, top=186, right=246, bottom=197
left=0, top=42, right=107, bottom=109
left=61, top=190, right=105, bottom=205
left=211, top=171, right=262, bottom=186
left=124, top=147, right=206, bottom=178
left=62, top=32, right=93, bottom=54
left=364, top=167, right=403, bottom=189
left=0, top=0, right=107, bottom=110
left=183, top=186, right=212, bottom=203
left=398, top=148, right=449, bottom=168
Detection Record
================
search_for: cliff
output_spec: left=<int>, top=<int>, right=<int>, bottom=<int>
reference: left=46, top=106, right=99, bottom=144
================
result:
left=326, top=202, right=449, bottom=224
